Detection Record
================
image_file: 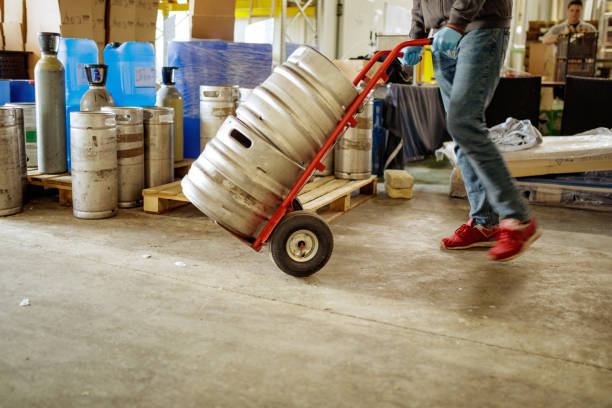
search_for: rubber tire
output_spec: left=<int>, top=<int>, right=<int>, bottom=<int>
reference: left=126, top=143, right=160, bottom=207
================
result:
left=269, top=211, right=333, bottom=277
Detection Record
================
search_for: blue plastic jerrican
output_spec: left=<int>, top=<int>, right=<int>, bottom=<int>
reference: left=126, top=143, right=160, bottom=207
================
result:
left=58, top=38, right=99, bottom=105
left=103, top=42, right=156, bottom=107
left=58, top=38, right=99, bottom=170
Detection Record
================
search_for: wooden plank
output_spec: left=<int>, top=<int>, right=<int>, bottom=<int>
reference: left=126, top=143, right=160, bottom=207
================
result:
left=298, top=176, right=334, bottom=195
left=298, top=179, right=350, bottom=204
left=59, top=190, right=72, bottom=206
left=302, top=176, right=376, bottom=211
left=142, top=180, right=191, bottom=214
left=506, top=154, right=612, bottom=178
left=174, top=159, right=195, bottom=169
left=174, top=159, right=195, bottom=179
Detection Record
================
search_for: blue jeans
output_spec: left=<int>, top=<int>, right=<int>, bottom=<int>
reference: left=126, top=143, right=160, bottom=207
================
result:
left=433, top=28, right=529, bottom=227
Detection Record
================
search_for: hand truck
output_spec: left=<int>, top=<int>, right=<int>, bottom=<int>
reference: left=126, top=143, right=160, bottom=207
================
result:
left=223, top=39, right=432, bottom=277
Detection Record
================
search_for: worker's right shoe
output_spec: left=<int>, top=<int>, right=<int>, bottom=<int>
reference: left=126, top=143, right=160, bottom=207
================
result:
left=441, top=218, right=499, bottom=249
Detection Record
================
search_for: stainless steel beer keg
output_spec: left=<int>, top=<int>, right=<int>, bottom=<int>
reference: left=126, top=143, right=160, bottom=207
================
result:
left=236, top=88, right=253, bottom=108
left=143, top=107, right=174, bottom=188
left=5, top=103, right=37, bottom=169
left=236, top=46, right=358, bottom=165
left=70, top=111, right=118, bottom=219
left=199, top=85, right=237, bottom=152
left=335, top=99, right=373, bottom=180
left=4, top=105, right=27, bottom=192
left=182, top=116, right=303, bottom=239
left=0, top=107, right=23, bottom=216
left=102, top=107, right=145, bottom=208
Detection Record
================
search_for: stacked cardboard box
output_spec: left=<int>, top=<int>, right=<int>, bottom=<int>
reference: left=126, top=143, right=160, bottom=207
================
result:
left=93, top=0, right=106, bottom=58
left=190, top=0, right=235, bottom=41
left=136, top=0, right=158, bottom=43
left=107, top=0, right=157, bottom=44
left=2, top=0, right=27, bottom=51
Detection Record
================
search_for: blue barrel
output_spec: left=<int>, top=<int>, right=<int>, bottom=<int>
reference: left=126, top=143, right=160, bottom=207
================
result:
left=104, top=42, right=156, bottom=108
left=58, top=38, right=98, bottom=170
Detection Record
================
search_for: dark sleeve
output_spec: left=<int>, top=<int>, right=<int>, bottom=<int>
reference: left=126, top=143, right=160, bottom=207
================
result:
left=448, top=0, right=488, bottom=28
left=410, top=0, right=427, bottom=39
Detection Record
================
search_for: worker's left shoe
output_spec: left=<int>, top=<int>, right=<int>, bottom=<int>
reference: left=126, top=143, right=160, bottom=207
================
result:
left=489, top=218, right=542, bottom=262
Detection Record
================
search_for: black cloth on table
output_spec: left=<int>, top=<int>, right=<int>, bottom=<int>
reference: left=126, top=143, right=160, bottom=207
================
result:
left=382, top=84, right=450, bottom=169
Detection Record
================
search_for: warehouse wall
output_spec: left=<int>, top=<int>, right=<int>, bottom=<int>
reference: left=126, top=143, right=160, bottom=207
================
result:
left=337, top=0, right=413, bottom=59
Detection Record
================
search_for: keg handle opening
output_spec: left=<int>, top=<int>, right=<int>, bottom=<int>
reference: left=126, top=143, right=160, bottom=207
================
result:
left=203, top=91, right=220, bottom=98
left=230, top=129, right=253, bottom=149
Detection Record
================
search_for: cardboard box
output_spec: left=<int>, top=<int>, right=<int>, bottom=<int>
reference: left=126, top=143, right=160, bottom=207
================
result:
left=526, top=42, right=555, bottom=81
left=190, top=0, right=235, bottom=16
left=135, top=0, right=157, bottom=43
left=92, top=0, right=105, bottom=44
left=2, top=21, right=24, bottom=50
left=107, top=0, right=136, bottom=42
left=4, top=0, right=25, bottom=23
left=191, top=15, right=234, bottom=41
left=190, top=0, right=235, bottom=41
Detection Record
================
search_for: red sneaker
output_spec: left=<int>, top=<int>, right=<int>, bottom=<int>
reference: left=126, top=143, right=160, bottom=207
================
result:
left=489, top=218, right=542, bottom=262
left=441, top=218, right=499, bottom=250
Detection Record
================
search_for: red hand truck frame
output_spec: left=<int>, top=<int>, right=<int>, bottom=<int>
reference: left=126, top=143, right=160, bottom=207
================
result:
left=223, top=39, right=432, bottom=276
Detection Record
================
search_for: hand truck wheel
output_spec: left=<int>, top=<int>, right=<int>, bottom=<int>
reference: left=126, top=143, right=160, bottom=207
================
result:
left=269, top=211, right=333, bottom=277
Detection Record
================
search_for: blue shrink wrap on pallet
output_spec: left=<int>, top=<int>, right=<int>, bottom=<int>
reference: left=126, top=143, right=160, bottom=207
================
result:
left=167, top=41, right=273, bottom=158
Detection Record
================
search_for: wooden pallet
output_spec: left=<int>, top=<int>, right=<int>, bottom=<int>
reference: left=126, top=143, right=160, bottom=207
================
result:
left=27, top=170, right=73, bottom=205
left=142, top=175, right=378, bottom=220
left=174, top=159, right=195, bottom=179
left=297, top=175, right=377, bottom=222
left=142, top=180, right=190, bottom=214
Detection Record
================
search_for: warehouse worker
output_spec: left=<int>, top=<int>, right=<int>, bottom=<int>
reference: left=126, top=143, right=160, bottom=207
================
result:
left=402, top=0, right=541, bottom=261
left=542, top=0, right=597, bottom=45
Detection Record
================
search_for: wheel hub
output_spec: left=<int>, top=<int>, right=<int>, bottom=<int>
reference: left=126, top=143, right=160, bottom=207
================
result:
left=286, top=229, right=319, bottom=262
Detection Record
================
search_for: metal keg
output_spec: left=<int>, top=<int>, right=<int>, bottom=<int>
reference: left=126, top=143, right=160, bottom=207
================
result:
left=236, top=46, right=358, bottom=165
left=4, top=105, right=27, bottom=192
left=143, top=107, right=174, bottom=188
left=199, top=85, right=238, bottom=152
left=70, top=111, right=118, bottom=219
left=182, top=116, right=303, bottom=239
left=5, top=103, right=37, bottom=168
left=0, top=107, right=23, bottom=216
left=335, top=99, right=373, bottom=180
left=236, top=88, right=253, bottom=108
left=101, top=107, right=145, bottom=207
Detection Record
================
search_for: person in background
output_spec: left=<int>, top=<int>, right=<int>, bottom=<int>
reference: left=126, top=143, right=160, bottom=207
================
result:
left=401, top=0, right=541, bottom=261
left=542, top=0, right=597, bottom=45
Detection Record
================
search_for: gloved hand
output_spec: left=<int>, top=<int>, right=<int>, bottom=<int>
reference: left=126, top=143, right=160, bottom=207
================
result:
left=432, top=27, right=462, bottom=52
left=400, top=46, right=423, bottom=66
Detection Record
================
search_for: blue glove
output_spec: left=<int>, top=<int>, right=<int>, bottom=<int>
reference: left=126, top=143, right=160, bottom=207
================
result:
left=401, top=46, right=423, bottom=66
left=432, top=27, right=462, bottom=52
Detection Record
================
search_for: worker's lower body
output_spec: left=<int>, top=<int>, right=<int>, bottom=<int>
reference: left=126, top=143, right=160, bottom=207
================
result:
left=432, top=27, right=541, bottom=261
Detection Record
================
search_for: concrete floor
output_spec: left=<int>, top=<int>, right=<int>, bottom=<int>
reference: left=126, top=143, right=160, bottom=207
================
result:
left=1, top=181, right=611, bottom=407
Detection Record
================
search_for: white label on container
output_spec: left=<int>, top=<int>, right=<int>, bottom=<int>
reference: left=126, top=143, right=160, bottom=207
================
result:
left=134, top=67, right=156, bottom=88
left=77, top=64, right=89, bottom=85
